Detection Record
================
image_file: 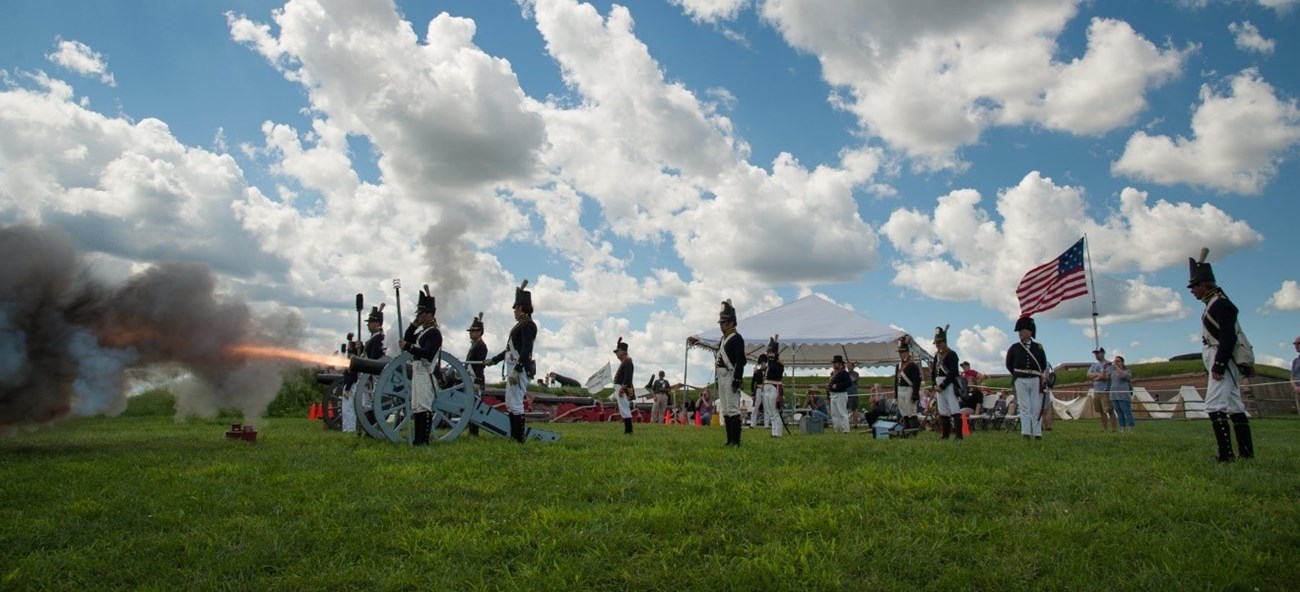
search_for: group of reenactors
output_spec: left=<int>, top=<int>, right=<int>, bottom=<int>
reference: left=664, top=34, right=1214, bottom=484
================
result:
left=340, top=281, right=535, bottom=444
left=333, top=247, right=1254, bottom=462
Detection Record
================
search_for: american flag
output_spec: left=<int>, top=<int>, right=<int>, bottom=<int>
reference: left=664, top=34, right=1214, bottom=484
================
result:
left=1017, top=237, right=1088, bottom=316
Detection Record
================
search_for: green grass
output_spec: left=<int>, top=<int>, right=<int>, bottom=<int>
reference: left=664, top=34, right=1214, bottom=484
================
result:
left=3, top=416, right=1299, bottom=591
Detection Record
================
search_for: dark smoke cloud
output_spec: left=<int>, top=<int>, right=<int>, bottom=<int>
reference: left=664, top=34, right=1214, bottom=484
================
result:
left=1, top=223, right=304, bottom=434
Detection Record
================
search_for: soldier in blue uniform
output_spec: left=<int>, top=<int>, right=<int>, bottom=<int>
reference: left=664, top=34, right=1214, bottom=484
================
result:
left=931, top=325, right=962, bottom=440
left=1005, top=316, right=1049, bottom=440
left=400, top=286, right=441, bottom=446
left=613, top=337, right=635, bottom=434
left=354, top=304, right=387, bottom=435
left=689, top=300, right=746, bottom=447
left=894, top=335, right=922, bottom=431
left=487, top=281, right=537, bottom=443
left=465, top=313, right=487, bottom=436
left=1188, top=248, right=1254, bottom=462
left=762, top=336, right=785, bottom=437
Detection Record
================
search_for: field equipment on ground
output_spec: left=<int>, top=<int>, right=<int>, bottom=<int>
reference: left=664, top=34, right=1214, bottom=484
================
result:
left=337, top=351, right=559, bottom=444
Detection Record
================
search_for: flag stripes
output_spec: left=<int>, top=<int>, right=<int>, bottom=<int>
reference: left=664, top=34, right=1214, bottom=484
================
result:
left=1017, top=238, right=1088, bottom=316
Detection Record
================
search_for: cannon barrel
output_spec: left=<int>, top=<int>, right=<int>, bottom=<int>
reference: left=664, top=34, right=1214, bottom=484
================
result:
left=315, top=372, right=344, bottom=385
left=349, top=356, right=388, bottom=376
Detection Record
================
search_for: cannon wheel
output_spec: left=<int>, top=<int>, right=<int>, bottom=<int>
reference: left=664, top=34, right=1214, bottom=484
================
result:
left=321, top=377, right=345, bottom=431
left=371, top=351, right=477, bottom=444
left=353, top=374, right=389, bottom=440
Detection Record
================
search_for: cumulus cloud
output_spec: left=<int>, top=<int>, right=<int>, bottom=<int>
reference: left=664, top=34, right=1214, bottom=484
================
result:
left=758, top=1, right=1188, bottom=167
left=1228, top=21, right=1275, bottom=54
left=1262, top=280, right=1300, bottom=312
left=881, top=171, right=1260, bottom=322
left=1112, top=69, right=1300, bottom=194
left=45, top=38, right=116, bottom=86
left=669, top=0, right=751, bottom=22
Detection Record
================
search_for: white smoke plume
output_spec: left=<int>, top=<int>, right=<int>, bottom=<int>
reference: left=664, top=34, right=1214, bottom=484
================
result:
left=0, top=223, right=305, bottom=434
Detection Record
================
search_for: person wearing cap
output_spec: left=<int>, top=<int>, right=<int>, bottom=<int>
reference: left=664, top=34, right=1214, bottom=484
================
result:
left=464, top=313, right=488, bottom=436
left=613, top=337, right=635, bottom=434
left=894, top=336, right=923, bottom=431
left=826, top=355, right=853, bottom=433
left=1188, top=248, right=1253, bottom=462
left=687, top=300, right=746, bottom=446
left=1087, top=347, right=1115, bottom=433
left=762, top=337, right=786, bottom=437
left=958, top=361, right=985, bottom=418
left=930, top=325, right=963, bottom=440
left=400, top=287, right=442, bottom=446
left=487, top=281, right=537, bottom=443
left=1005, top=316, right=1049, bottom=440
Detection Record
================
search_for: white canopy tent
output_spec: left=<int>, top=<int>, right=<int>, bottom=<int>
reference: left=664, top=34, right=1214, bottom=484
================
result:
left=686, top=295, right=929, bottom=377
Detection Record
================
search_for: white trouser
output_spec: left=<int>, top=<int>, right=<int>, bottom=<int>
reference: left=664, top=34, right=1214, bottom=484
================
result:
left=412, top=361, right=436, bottom=413
left=617, top=393, right=633, bottom=419
left=897, top=386, right=917, bottom=417
left=762, top=383, right=783, bottom=436
left=830, top=392, right=849, bottom=433
left=749, top=393, right=762, bottom=427
left=341, top=384, right=357, bottom=433
left=1015, top=377, right=1043, bottom=436
left=936, top=383, right=959, bottom=416
left=716, top=370, right=741, bottom=417
left=1202, top=345, right=1246, bottom=414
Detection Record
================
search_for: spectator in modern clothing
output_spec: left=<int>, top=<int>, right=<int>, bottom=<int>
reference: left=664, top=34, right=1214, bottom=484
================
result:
left=1108, top=356, right=1135, bottom=433
left=1087, top=347, right=1115, bottom=432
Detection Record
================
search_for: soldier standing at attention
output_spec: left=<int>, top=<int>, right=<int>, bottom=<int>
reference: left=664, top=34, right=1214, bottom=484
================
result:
left=763, top=337, right=786, bottom=438
left=931, top=325, right=962, bottom=441
left=400, top=287, right=441, bottom=446
left=688, top=300, right=746, bottom=447
left=613, top=337, right=635, bottom=434
left=894, top=336, right=922, bottom=431
left=1188, top=248, right=1254, bottom=462
left=465, top=313, right=487, bottom=436
left=487, top=281, right=537, bottom=443
left=1005, top=316, right=1049, bottom=440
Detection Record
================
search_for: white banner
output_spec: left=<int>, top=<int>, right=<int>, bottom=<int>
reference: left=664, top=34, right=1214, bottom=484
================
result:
left=584, top=362, right=612, bottom=395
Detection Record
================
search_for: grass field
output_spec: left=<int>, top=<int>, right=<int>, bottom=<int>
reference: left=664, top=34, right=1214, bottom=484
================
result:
left=3, top=415, right=1299, bottom=591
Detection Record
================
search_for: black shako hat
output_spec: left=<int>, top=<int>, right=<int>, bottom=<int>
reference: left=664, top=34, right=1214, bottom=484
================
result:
left=514, top=279, right=533, bottom=312
left=1188, top=247, right=1215, bottom=288
left=767, top=335, right=779, bottom=354
left=897, top=334, right=913, bottom=353
left=933, top=325, right=949, bottom=344
left=1014, top=316, right=1036, bottom=337
left=613, top=336, right=628, bottom=354
left=366, top=304, right=385, bottom=324
left=718, top=299, right=737, bottom=324
left=467, top=312, right=484, bottom=333
left=416, top=285, right=435, bottom=314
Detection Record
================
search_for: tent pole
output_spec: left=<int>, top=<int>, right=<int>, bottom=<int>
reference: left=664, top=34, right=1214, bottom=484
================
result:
left=681, top=342, right=689, bottom=410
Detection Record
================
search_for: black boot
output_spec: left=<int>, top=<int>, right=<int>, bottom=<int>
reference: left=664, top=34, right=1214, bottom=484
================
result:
left=1210, top=412, right=1234, bottom=462
left=940, top=415, right=951, bottom=440
left=955, top=414, right=964, bottom=440
left=1230, top=413, right=1254, bottom=459
left=412, top=411, right=431, bottom=445
left=512, top=413, right=527, bottom=443
left=723, top=415, right=737, bottom=447
left=623, top=418, right=633, bottom=434
left=468, top=424, right=480, bottom=436
left=732, top=415, right=742, bottom=447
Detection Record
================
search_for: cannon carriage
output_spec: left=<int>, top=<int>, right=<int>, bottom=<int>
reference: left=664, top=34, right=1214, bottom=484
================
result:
left=319, top=351, right=560, bottom=444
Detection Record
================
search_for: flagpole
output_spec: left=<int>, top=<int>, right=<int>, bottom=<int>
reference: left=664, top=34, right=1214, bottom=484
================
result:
left=1083, top=234, right=1100, bottom=351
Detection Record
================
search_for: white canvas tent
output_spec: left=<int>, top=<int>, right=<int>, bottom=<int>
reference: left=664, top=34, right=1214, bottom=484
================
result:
left=687, top=295, right=928, bottom=369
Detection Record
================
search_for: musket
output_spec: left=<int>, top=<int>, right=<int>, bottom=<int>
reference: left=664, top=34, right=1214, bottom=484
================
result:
left=392, top=279, right=403, bottom=332
left=354, top=293, right=364, bottom=350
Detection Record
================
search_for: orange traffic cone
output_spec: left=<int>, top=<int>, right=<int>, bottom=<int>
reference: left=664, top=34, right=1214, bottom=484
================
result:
left=664, top=410, right=671, bottom=425
left=960, top=413, right=971, bottom=437
left=307, top=403, right=320, bottom=420
left=694, top=412, right=702, bottom=426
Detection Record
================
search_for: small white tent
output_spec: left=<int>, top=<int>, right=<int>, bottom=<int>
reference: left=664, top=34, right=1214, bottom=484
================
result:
left=687, top=294, right=928, bottom=368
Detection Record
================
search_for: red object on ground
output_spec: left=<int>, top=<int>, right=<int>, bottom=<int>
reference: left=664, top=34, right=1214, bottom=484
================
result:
left=225, top=423, right=258, bottom=443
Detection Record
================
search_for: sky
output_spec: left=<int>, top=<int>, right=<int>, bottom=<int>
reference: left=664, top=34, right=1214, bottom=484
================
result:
left=2, top=0, right=1298, bottom=390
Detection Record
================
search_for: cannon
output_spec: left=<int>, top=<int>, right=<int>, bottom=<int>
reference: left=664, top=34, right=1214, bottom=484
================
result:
left=345, top=351, right=560, bottom=444
left=315, top=372, right=346, bottom=431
